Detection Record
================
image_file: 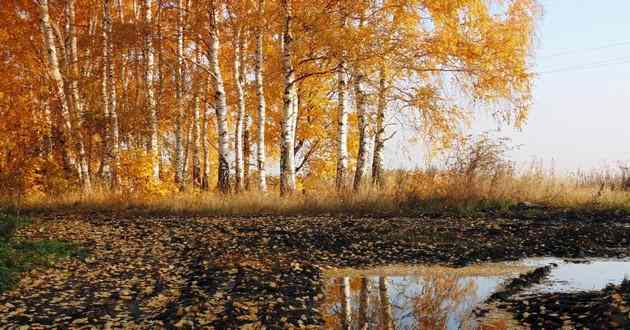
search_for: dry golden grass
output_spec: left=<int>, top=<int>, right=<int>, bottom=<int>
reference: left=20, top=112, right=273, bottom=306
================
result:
left=3, top=166, right=630, bottom=217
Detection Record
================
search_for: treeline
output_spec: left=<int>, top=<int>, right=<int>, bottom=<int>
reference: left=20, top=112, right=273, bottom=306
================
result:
left=0, top=0, right=538, bottom=196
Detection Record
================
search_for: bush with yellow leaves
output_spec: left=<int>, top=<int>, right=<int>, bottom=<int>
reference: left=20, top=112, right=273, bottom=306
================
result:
left=117, top=149, right=176, bottom=196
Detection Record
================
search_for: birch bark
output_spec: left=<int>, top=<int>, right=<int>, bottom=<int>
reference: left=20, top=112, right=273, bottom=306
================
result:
left=254, top=0, right=267, bottom=192
left=192, top=89, right=201, bottom=188
left=38, top=0, right=91, bottom=192
left=103, top=0, right=120, bottom=190
left=378, top=276, right=393, bottom=330
left=144, top=0, right=160, bottom=181
left=353, top=69, right=369, bottom=191
left=358, top=277, right=369, bottom=329
left=202, top=105, right=211, bottom=191
left=208, top=1, right=230, bottom=193
left=233, top=28, right=246, bottom=192
left=341, top=277, right=352, bottom=330
left=279, top=0, right=297, bottom=195
left=335, top=16, right=349, bottom=191
left=243, top=113, right=251, bottom=190
left=372, top=65, right=387, bottom=188
left=174, top=0, right=186, bottom=189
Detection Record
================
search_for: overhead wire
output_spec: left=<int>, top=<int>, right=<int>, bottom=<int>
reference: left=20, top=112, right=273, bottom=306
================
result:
left=538, top=40, right=630, bottom=59
left=538, top=56, right=630, bottom=75
left=535, top=41, right=630, bottom=75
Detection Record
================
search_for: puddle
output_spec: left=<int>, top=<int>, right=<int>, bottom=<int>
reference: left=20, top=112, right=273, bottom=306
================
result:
left=322, top=258, right=630, bottom=329
left=322, top=264, right=528, bottom=329
left=519, top=257, right=630, bottom=294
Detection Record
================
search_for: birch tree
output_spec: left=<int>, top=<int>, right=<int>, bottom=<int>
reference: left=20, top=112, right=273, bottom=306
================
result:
left=254, top=0, right=267, bottom=192
left=279, top=0, right=297, bottom=195
left=37, top=0, right=72, bottom=170
left=243, top=114, right=252, bottom=190
left=372, top=65, right=387, bottom=187
left=144, top=0, right=160, bottom=181
left=353, top=68, right=370, bottom=191
left=102, top=0, right=120, bottom=190
left=335, top=11, right=349, bottom=191
left=192, top=84, right=202, bottom=188
left=208, top=0, right=230, bottom=193
left=378, top=276, right=393, bottom=330
left=358, top=276, right=369, bottom=328
left=37, top=0, right=91, bottom=192
left=340, top=277, right=352, bottom=330
left=233, top=27, right=246, bottom=192
left=174, top=0, right=186, bottom=190
left=202, top=104, right=211, bottom=191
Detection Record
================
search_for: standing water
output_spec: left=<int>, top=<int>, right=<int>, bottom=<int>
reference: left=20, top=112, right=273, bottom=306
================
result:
left=322, top=258, right=630, bottom=329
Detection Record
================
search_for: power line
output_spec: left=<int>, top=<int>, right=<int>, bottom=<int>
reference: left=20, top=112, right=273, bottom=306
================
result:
left=538, top=56, right=630, bottom=75
left=538, top=41, right=630, bottom=59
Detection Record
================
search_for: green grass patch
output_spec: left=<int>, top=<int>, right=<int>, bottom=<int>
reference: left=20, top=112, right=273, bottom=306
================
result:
left=0, top=214, right=82, bottom=292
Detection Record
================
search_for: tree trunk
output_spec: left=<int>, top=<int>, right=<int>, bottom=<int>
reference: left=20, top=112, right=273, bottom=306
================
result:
left=280, top=0, right=297, bottom=195
left=254, top=0, right=267, bottom=192
left=335, top=16, right=349, bottom=191
left=233, top=28, right=246, bottom=192
left=243, top=113, right=252, bottom=190
left=144, top=0, right=160, bottom=181
left=202, top=105, right=210, bottom=191
left=208, top=1, right=230, bottom=193
left=38, top=0, right=91, bottom=192
left=358, top=277, right=369, bottom=329
left=378, top=276, right=393, bottom=330
left=192, top=89, right=201, bottom=188
left=65, top=0, right=84, bottom=119
left=182, top=116, right=192, bottom=182
left=340, top=277, right=352, bottom=330
left=174, top=0, right=186, bottom=190
left=353, top=69, right=369, bottom=191
left=102, top=0, right=120, bottom=191
left=62, top=0, right=91, bottom=190
left=372, top=65, right=387, bottom=188
left=116, top=0, right=127, bottom=155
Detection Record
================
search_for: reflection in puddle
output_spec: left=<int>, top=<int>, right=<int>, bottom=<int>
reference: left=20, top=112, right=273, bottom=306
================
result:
left=323, top=265, right=526, bottom=329
left=322, top=259, right=630, bottom=329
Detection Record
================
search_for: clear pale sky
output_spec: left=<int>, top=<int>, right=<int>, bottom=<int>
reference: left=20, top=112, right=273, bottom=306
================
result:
left=385, top=0, right=630, bottom=172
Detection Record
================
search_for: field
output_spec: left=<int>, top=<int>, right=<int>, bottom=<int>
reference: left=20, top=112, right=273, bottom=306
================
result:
left=0, top=206, right=629, bottom=328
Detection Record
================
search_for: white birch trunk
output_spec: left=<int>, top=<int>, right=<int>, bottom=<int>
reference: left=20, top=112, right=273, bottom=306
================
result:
left=102, top=0, right=120, bottom=190
left=182, top=116, right=192, bottom=182
left=254, top=0, right=267, bottom=192
left=358, top=277, right=369, bottom=329
left=353, top=70, right=370, bottom=191
left=208, top=1, right=230, bottom=193
left=63, top=0, right=91, bottom=191
left=38, top=0, right=91, bottom=192
left=174, top=0, right=186, bottom=189
left=102, top=0, right=112, bottom=182
left=243, top=113, right=252, bottom=190
left=378, top=276, right=393, bottom=330
left=372, top=66, right=387, bottom=188
left=233, top=28, right=246, bottom=192
left=341, top=277, right=352, bottom=330
left=335, top=16, right=349, bottom=191
left=65, top=0, right=83, bottom=118
left=144, top=0, right=160, bottom=181
left=280, top=0, right=297, bottom=195
left=202, top=105, right=211, bottom=191
left=192, top=90, right=201, bottom=188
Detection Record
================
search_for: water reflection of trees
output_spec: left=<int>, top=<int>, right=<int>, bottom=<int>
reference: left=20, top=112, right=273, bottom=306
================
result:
left=323, top=274, right=482, bottom=330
